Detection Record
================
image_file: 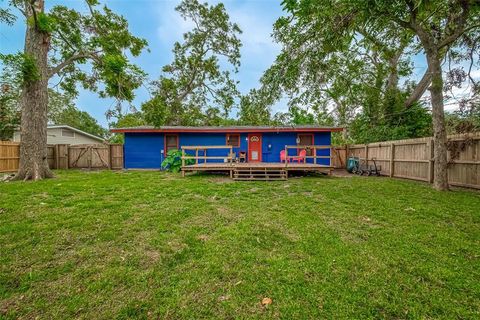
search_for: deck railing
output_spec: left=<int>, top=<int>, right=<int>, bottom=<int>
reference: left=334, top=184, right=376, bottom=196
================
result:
left=181, top=145, right=234, bottom=167
left=284, top=145, right=332, bottom=167
left=180, top=144, right=333, bottom=168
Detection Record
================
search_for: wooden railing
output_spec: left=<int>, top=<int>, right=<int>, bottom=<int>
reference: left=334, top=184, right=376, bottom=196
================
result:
left=181, top=145, right=234, bottom=167
left=284, top=145, right=332, bottom=167
left=180, top=144, right=333, bottom=169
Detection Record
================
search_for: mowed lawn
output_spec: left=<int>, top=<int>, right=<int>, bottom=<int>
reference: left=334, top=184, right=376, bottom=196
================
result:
left=0, top=171, right=479, bottom=319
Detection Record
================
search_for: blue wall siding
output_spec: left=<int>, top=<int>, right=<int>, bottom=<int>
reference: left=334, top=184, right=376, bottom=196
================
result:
left=314, top=132, right=331, bottom=165
left=124, top=133, right=164, bottom=169
left=261, top=132, right=297, bottom=162
left=179, top=133, right=249, bottom=163
left=123, top=131, right=332, bottom=168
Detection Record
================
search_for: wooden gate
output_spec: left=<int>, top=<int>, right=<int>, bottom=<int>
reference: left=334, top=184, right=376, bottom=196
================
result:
left=332, top=146, right=347, bottom=169
left=68, top=144, right=110, bottom=169
left=109, top=144, right=124, bottom=169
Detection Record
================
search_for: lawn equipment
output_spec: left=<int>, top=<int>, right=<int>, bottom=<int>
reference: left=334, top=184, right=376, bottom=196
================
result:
left=355, top=158, right=382, bottom=176
left=348, top=156, right=382, bottom=176
left=347, top=157, right=360, bottom=173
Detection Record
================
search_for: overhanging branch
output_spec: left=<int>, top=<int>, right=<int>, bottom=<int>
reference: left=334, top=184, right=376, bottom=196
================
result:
left=48, top=52, right=101, bottom=78
left=405, top=68, right=432, bottom=108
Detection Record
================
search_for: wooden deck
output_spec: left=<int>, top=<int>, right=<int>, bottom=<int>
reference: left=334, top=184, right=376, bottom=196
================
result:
left=182, top=162, right=332, bottom=171
left=180, top=145, right=333, bottom=180
left=182, top=162, right=333, bottom=180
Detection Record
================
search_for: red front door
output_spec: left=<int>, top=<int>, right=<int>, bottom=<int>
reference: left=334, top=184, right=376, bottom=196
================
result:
left=248, top=134, right=262, bottom=162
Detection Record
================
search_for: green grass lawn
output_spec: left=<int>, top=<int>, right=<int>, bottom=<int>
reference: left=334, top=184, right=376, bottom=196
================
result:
left=0, top=171, right=479, bottom=319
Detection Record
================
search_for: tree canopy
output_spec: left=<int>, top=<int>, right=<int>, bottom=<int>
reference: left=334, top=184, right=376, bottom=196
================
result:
left=0, top=0, right=148, bottom=180
left=239, top=0, right=479, bottom=145
left=142, top=0, right=242, bottom=126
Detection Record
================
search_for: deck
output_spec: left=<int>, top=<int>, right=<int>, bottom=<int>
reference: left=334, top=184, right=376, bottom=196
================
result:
left=182, top=162, right=333, bottom=180
left=180, top=145, right=333, bottom=180
left=182, top=162, right=332, bottom=172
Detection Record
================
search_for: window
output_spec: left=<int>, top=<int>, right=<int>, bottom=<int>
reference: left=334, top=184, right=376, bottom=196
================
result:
left=165, top=134, right=178, bottom=153
left=226, top=134, right=240, bottom=147
left=61, top=129, right=75, bottom=138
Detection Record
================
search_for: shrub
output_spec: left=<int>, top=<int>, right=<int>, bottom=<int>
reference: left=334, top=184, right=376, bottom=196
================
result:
left=161, top=149, right=194, bottom=173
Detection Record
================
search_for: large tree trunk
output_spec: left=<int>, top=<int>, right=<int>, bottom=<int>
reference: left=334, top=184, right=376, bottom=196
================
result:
left=14, top=0, right=53, bottom=181
left=426, top=50, right=449, bottom=191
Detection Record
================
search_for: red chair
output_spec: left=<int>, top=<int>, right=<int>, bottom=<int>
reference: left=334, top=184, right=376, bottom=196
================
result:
left=291, top=149, right=307, bottom=163
left=280, top=150, right=289, bottom=163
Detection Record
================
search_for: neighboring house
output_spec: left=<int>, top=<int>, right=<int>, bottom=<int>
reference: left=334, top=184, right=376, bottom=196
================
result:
left=111, top=126, right=342, bottom=169
left=14, top=125, right=104, bottom=145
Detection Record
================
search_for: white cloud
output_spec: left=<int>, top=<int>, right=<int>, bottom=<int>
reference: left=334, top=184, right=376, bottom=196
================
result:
left=230, top=7, right=280, bottom=55
left=156, top=1, right=195, bottom=50
left=155, top=0, right=281, bottom=65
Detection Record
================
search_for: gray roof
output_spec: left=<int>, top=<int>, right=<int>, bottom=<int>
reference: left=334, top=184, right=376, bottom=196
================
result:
left=14, top=125, right=105, bottom=141
left=47, top=125, right=105, bottom=141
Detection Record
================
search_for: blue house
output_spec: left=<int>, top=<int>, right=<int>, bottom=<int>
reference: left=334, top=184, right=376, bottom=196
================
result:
left=112, top=126, right=341, bottom=172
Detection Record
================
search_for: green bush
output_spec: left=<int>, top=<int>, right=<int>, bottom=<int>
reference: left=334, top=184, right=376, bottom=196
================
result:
left=161, top=149, right=194, bottom=173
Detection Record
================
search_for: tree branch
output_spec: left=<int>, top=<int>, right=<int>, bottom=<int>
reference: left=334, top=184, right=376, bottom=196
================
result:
left=54, top=29, right=78, bottom=53
left=437, top=0, right=471, bottom=49
left=48, top=52, right=101, bottom=78
left=27, top=0, right=39, bottom=30
left=438, top=23, right=480, bottom=49
left=405, top=68, right=432, bottom=108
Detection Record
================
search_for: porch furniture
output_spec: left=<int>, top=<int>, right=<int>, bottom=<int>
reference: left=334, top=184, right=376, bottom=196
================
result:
left=280, top=150, right=289, bottom=163
left=239, top=151, right=247, bottom=163
left=228, top=152, right=236, bottom=163
left=291, top=149, right=307, bottom=163
left=284, top=145, right=332, bottom=166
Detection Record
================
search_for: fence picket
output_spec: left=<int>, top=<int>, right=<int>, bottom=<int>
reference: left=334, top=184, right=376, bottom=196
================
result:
left=0, top=142, right=123, bottom=173
left=339, top=132, right=480, bottom=189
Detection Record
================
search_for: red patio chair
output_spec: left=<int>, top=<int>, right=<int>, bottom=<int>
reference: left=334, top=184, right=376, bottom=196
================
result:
left=291, top=149, right=307, bottom=163
left=280, top=150, right=289, bottom=163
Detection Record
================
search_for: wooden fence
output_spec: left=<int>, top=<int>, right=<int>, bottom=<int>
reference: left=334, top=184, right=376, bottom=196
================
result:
left=335, top=132, right=480, bottom=189
left=0, top=142, right=123, bottom=173
left=0, top=141, right=20, bottom=173
left=332, top=147, right=347, bottom=169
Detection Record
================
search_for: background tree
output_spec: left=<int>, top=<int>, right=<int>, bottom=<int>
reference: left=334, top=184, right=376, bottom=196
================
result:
left=354, top=0, right=479, bottom=190
left=0, top=83, right=20, bottom=140
left=108, top=112, right=146, bottom=143
left=142, top=0, right=242, bottom=126
left=0, top=65, right=107, bottom=140
left=50, top=105, right=108, bottom=138
left=0, top=62, right=21, bottom=140
left=238, top=88, right=275, bottom=125
left=1, top=0, right=147, bottom=180
left=264, top=0, right=479, bottom=190
left=250, top=1, right=429, bottom=143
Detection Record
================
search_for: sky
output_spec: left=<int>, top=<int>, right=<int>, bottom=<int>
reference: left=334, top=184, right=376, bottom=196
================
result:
left=0, top=0, right=477, bottom=127
left=0, top=0, right=286, bottom=127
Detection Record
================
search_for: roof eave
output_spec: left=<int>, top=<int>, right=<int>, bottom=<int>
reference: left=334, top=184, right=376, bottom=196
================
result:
left=110, top=127, right=343, bottom=133
left=48, top=125, right=105, bottom=141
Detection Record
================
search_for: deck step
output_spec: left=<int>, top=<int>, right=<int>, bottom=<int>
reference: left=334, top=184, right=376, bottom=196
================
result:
left=233, top=168, right=288, bottom=181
